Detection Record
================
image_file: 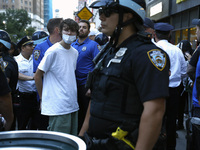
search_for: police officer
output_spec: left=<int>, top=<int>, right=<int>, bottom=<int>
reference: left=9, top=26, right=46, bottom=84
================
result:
left=15, top=36, right=40, bottom=130
left=32, top=30, right=48, bottom=46
left=79, top=0, right=170, bottom=150
left=71, top=20, right=100, bottom=132
left=154, top=23, right=187, bottom=150
left=190, top=19, right=200, bottom=117
left=0, top=30, right=18, bottom=130
left=0, top=61, right=13, bottom=131
left=0, top=30, right=18, bottom=94
left=187, top=19, right=200, bottom=81
left=33, top=18, right=63, bottom=73
left=94, top=33, right=109, bottom=48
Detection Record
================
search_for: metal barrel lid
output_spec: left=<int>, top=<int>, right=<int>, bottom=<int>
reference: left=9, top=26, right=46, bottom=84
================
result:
left=0, top=130, right=86, bottom=150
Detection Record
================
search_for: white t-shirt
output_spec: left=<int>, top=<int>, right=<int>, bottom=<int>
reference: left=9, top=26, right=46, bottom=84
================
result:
left=38, top=43, right=79, bottom=116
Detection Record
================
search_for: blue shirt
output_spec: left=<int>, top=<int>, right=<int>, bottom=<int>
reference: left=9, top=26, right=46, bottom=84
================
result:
left=192, top=55, right=200, bottom=108
left=33, top=36, right=53, bottom=73
left=72, top=37, right=100, bottom=86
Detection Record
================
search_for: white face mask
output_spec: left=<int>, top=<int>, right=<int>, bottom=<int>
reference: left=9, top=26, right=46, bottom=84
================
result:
left=62, top=34, right=76, bottom=44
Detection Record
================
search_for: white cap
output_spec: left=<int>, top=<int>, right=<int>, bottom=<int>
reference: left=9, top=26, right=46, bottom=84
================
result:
left=88, top=28, right=99, bottom=36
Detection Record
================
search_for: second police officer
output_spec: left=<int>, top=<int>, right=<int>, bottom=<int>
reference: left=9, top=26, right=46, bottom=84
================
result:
left=79, top=0, right=170, bottom=150
left=0, top=30, right=18, bottom=130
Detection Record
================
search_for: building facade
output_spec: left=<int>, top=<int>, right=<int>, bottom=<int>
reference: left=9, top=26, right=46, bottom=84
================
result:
left=146, top=0, right=200, bottom=49
left=44, top=0, right=52, bottom=29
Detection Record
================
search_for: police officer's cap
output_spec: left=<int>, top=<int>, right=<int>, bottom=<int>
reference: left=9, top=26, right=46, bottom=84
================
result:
left=0, top=30, right=11, bottom=49
left=154, top=23, right=174, bottom=32
left=17, top=36, right=34, bottom=49
left=143, top=18, right=154, bottom=29
left=32, top=31, right=48, bottom=45
left=192, top=19, right=200, bottom=26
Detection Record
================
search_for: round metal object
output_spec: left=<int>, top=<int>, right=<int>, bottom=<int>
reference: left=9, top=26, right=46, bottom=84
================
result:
left=0, top=130, right=86, bottom=150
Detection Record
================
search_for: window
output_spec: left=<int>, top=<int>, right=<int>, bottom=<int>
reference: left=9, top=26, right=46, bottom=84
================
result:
left=29, top=2, right=31, bottom=5
left=12, top=5, right=14, bottom=9
left=12, top=0, right=15, bottom=3
left=25, top=1, right=27, bottom=5
left=21, top=0, right=23, bottom=4
left=3, top=0, right=8, bottom=3
left=182, top=29, right=188, bottom=40
left=190, top=27, right=197, bottom=49
left=174, top=30, right=181, bottom=44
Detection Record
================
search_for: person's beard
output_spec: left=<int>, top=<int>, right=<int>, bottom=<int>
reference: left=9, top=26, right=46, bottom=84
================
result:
left=78, top=31, right=89, bottom=39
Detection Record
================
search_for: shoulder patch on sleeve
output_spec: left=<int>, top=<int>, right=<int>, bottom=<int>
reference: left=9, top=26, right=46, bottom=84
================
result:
left=34, top=50, right=41, bottom=61
left=3, top=61, right=8, bottom=69
left=147, top=49, right=167, bottom=71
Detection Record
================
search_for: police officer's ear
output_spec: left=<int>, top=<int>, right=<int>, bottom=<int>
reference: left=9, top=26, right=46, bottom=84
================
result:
left=123, top=12, right=134, bottom=22
left=55, top=27, right=60, bottom=34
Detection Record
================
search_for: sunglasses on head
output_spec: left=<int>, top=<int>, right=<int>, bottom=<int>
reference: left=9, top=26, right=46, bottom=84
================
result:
left=99, top=8, right=119, bottom=17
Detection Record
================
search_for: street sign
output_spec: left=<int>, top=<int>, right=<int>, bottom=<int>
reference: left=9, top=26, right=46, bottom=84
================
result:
left=77, top=7, right=93, bottom=21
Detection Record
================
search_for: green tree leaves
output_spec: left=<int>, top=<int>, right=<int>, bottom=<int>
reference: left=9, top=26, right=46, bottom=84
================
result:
left=0, top=9, right=36, bottom=42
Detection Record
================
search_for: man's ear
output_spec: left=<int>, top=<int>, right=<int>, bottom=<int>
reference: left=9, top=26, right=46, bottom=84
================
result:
left=123, top=13, right=133, bottom=22
left=55, top=27, right=60, bottom=34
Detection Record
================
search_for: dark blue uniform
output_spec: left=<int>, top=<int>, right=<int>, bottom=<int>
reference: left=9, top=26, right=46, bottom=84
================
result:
left=2, top=54, right=18, bottom=92
left=87, top=34, right=170, bottom=139
left=72, top=37, right=100, bottom=86
left=0, top=58, right=11, bottom=96
left=33, top=36, right=52, bottom=73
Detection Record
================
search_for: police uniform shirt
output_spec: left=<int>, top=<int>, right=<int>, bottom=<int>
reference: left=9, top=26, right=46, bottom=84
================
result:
left=33, top=36, right=52, bottom=73
left=88, top=34, right=170, bottom=138
left=155, top=40, right=187, bottom=87
left=0, top=60, right=11, bottom=96
left=14, top=54, right=36, bottom=93
left=192, top=55, right=200, bottom=108
left=189, top=46, right=200, bottom=67
left=2, top=54, right=18, bottom=92
left=71, top=37, right=100, bottom=86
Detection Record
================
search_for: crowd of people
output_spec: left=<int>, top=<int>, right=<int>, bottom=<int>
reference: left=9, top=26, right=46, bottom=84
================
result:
left=1, top=0, right=200, bottom=149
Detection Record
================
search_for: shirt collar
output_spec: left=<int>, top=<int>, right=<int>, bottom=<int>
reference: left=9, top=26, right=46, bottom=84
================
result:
left=47, top=36, right=53, bottom=47
left=74, top=37, right=90, bottom=45
left=19, top=53, right=33, bottom=62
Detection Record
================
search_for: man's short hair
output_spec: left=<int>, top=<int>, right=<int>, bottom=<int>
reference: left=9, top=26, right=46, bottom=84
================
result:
left=79, top=20, right=90, bottom=31
left=47, top=18, right=63, bottom=35
left=59, top=19, right=79, bottom=35
left=155, top=31, right=170, bottom=40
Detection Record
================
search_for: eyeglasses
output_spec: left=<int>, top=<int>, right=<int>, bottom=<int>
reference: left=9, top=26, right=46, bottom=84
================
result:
left=99, top=8, right=119, bottom=17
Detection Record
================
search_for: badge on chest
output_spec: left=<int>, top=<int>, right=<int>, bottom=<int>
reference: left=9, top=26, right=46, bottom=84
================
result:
left=107, top=47, right=127, bottom=67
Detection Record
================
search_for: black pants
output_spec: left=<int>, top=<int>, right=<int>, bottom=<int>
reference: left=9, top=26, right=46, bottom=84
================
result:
left=177, top=83, right=186, bottom=128
left=18, top=92, right=41, bottom=130
left=165, top=86, right=181, bottom=150
left=77, top=85, right=90, bottom=132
